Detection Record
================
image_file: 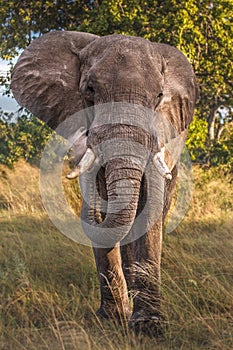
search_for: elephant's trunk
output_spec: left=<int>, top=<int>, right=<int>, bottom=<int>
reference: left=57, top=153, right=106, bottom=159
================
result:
left=105, top=156, right=143, bottom=224
left=81, top=157, right=143, bottom=247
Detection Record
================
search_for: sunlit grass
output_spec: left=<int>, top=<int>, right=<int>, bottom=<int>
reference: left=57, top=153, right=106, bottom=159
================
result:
left=0, top=161, right=232, bottom=349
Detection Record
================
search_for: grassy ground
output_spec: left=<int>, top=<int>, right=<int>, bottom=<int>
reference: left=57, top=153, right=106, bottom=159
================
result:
left=0, top=161, right=232, bottom=349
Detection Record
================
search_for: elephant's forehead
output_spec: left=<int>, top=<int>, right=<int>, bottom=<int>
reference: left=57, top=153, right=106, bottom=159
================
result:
left=80, top=34, right=155, bottom=64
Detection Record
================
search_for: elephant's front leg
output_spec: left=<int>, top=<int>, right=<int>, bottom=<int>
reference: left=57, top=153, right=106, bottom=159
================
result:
left=129, top=216, right=164, bottom=335
left=93, top=245, right=131, bottom=321
left=132, top=216, right=163, bottom=318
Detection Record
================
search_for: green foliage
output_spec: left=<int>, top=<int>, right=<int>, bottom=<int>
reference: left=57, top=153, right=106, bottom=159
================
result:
left=206, top=122, right=233, bottom=170
left=79, top=0, right=148, bottom=36
left=186, top=116, right=208, bottom=162
left=0, top=109, right=52, bottom=166
left=186, top=115, right=233, bottom=170
left=0, top=0, right=92, bottom=59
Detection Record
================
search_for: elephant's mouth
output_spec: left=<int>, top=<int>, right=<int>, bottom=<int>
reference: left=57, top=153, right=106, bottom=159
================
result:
left=67, top=123, right=172, bottom=181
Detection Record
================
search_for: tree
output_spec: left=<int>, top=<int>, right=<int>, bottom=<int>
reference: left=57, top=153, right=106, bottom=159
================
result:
left=0, top=0, right=92, bottom=58
left=173, top=0, right=233, bottom=143
left=0, top=109, right=52, bottom=166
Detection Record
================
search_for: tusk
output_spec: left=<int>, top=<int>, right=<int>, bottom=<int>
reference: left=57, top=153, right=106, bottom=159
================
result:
left=66, top=167, right=80, bottom=179
left=153, top=148, right=172, bottom=180
left=66, top=148, right=96, bottom=179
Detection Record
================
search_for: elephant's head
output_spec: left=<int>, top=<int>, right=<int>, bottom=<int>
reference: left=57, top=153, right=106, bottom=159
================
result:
left=11, top=31, right=198, bottom=247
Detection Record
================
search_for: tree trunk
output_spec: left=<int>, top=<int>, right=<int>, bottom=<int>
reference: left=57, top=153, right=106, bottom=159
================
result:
left=208, top=106, right=217, bottom=141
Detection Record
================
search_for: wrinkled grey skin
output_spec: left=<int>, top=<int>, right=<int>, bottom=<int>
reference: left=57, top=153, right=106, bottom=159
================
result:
left=11, top=31, right=198, bottom=335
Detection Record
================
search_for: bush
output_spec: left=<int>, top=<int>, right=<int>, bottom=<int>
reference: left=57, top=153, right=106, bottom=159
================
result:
left=186, top=117, right=233, bottom=172
left=0, top=109, right=52, bottom=167
left=186, top=116, right=208, bottom=162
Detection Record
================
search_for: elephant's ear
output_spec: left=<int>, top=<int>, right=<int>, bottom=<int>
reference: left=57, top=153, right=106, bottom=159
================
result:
left=155, top=43, right=199, bottom=134
left=11, top=31, right=99, bottom=129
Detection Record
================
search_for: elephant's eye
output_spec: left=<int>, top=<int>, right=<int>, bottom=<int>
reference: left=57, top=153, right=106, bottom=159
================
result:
left=84, top=82, right=95, bottom=102
left=157, top=92, right=163, bottom=98
left=86, top=80, right=95, bottom=94
left=154, top=91, right=163, bottom=108
left=87, top=84, right=94, bottom=94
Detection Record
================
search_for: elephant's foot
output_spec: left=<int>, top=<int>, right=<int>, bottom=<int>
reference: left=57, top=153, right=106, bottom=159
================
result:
left=96, top=304, right=132, bottom=324
left=128, top=310, right=166, bottom=337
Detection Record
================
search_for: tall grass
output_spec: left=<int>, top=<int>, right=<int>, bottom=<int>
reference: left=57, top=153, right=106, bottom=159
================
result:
left=0, top=161, right=232, bottom=349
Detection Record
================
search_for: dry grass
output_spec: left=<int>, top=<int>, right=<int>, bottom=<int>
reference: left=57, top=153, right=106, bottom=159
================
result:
left=0, top=160, right=43, bottom=213
left=0, top=161, right=232, bottom=349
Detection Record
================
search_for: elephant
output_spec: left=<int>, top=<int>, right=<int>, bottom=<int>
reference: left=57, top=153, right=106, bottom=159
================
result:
left=11, top=31, right=198, bottom=335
